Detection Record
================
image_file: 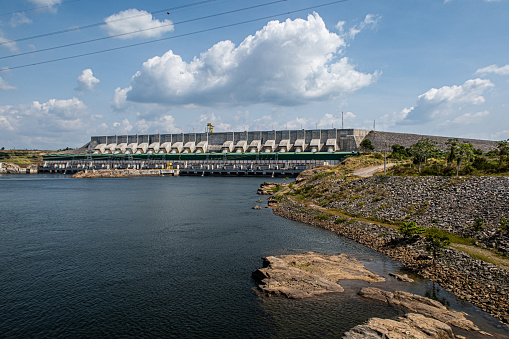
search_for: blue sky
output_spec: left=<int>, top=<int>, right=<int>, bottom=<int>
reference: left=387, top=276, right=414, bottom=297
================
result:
left=0, top=0, right=508, bottom=149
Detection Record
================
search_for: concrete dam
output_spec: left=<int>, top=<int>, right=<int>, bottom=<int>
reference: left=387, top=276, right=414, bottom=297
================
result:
left=40, top=128, right=498, bottom=176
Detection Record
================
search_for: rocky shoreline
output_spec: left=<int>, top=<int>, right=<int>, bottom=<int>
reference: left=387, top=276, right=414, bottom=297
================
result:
left=314, top=176, right=509, bottom=255
left=72, top=169, right=164, bottom=178
left=272, top=197, right=509, bottom=325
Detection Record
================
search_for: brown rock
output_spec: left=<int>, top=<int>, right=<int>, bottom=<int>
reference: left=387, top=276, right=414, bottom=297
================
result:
left=252, top=252, right=384, bottom=299
left=343, top=313, right=455, bottom=338
left=358, top=287, right=480, bottom=331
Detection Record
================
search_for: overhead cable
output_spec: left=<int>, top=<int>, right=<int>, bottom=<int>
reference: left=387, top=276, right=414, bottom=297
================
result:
left=0, top=0, right=82, bottom=17
left=0, top=0, right=348, bottom=72
left=0, top=0, right=220, bottom=46
left=1, top=0, right=289, bottom=60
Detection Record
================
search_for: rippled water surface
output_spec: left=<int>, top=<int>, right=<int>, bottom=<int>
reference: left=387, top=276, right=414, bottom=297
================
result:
left=0, top=175, right=507, bottom=338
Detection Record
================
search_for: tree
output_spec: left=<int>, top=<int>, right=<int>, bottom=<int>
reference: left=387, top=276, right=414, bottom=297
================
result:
left=360, top=139, right=374, bottom=152
left=456, top=142, right=474, bottom=176
left=410, top=138, right=438, bottom=173
left=398, top=220, right=425, bottom=242
left=390, top=144, right=409, bottom=160
left=445, top=138, right=459, bottom=165
left=425, top=227, right=450, bottom=267
left=496, top=139, right=509, bottom=166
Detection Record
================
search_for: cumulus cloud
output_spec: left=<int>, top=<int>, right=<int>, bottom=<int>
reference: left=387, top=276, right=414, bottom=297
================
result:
left=75, top=69, right=100, bottom=93
left=10, top=13, right=32, bottom=27
left=0, top=76, right=16, bottom=91
left=475, top=64, right=509, bottom=75
left=103, top=9, right=174, bottom=39
left=134, top=115, right=176, bottom=133
left=347, top=14, right=381, bottom=39
left=111, top=86, right=131, bottom=110
left=398, top=78, right=494, bottom=124
left=0, top=97, right=100, bottom=148
left=123, top=13, right=378, bottom=107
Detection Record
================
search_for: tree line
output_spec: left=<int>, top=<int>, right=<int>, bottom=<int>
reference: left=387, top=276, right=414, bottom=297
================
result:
left=359, top=137, right=509, bottom=176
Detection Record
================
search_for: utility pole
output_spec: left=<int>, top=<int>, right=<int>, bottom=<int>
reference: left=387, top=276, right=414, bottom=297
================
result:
left=342, top=111, right=344, bottom=130
left=384, top=141, right=387, bottom=176
left=373, top=119, right=376, bottom=165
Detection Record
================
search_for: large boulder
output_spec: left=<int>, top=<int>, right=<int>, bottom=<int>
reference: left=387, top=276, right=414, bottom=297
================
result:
left=343, top=313, right=455, bottom=339
left=252, top=252, right=384, bottom=299
left=358, top=287, right=479, bottom=331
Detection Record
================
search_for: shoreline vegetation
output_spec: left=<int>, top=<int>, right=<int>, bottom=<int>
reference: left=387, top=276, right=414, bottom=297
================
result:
left=262, top=152, right=509, bottom=326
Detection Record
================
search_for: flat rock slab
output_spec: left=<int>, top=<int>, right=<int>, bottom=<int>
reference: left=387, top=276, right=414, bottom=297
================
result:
left=252, top=252, right=385, bottom=299
left=358, top=287, right=480, bottom=332
left=343, top=313, right=455, bottom=339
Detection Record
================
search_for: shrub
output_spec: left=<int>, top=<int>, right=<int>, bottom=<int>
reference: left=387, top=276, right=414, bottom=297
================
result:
left=314, top=214, right=329, bottom=221
left=500, top=217, right=509, bottom=232
left=472, top=218, right=485, bottom=232
left=398, top=221, right=425, bottom=242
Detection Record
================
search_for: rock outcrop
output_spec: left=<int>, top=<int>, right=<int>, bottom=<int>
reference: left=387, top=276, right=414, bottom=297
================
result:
left=358, top=287, right=479, bottom=331
left=257, top=182, right=287, bottom=195
left=72, top=169, right=161, bottom=178
left=343, top=313, right=455, bottom=339
left=252, top=252, right=384, bottom=299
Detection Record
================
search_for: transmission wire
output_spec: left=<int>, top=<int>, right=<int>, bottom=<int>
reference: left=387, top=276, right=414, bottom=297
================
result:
left=0, top=0, right=348, bottom=72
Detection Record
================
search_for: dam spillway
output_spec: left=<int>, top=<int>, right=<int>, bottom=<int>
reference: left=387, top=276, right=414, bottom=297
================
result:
left=88, top=128, right=368, bottom=155
left=40, top=128, right=368, bottom=176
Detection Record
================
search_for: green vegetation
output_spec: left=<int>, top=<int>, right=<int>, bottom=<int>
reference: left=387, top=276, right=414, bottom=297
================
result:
left=314, top=214, right=329, bottom=221
left=360, top=139, right=374, bottom=152
left=0, top=150, right=48, bottom=168
left=398, top=220, right=425, bottom=242
left=500, top=217, right=509, bottom=232
left=472, top=218, right=485, bottom=232
left=425, top=227, right=451, bottom=265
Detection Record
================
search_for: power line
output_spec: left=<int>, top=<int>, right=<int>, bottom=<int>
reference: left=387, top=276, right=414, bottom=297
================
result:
left=0, top=0, right=348, bottom=72
left=0, top=0, right=220, bottom=46
left=0, top=0, right=83, bottom=17
left=1, top=0, right=289, bottom=60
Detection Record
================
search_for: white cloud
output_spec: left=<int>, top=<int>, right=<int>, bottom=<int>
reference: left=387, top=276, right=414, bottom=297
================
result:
left=475, top=64, right=509, bottom=75
left=103, top=9, right=174, bottom=39
left=111, top=86, right=131, bottom=110
left=0, top=30, right=18, bottom=52
left=0, top=98, right=100, bottom=148
left=347, top=14, right=381, bottom=39
left=124, top=13, right=378, bottom=107
left=75, top=69, right=100, bottom=93
left=399, top=78, right=494, bottom=124
left=28, top=0, right=61, bottom=6
left=134, top=115, right=176, bottom=134
left=10, top=13, right=32, bottom=27
left=318, top=112, right=356, bottom=129
left=0, top=76, right=16, bottom=91
left=446, top=110, right=490, bottom=124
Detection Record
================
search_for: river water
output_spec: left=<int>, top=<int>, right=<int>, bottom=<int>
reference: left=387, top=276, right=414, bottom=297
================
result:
left=0, top=175, right=507, bottom=338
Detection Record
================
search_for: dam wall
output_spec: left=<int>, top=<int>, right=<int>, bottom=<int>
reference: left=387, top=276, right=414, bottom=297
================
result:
left=364, top=131, right=498, bottom=152
left=88, top=129, right=370, bottom=154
